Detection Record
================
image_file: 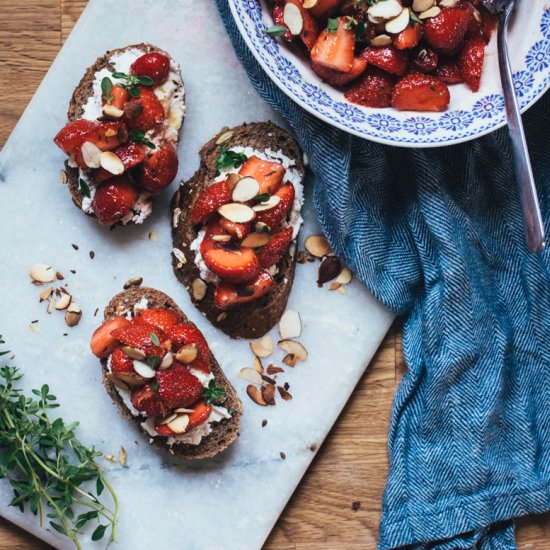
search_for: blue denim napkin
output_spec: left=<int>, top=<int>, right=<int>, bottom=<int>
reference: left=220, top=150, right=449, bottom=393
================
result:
left=215, top=1, right=550, bottom=547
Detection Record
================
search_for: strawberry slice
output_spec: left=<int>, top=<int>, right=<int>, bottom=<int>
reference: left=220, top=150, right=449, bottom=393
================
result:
left=423, top=7, right=471, bottom=55
left=103, top=84, right=129, bottom=111
left=124, top=86, right=164, bottom=132
left=190, top=180, right=232, bottom=225
left=137, top=308, right=181, bottom=333
left=155, top=401, right=213, bottom=436
left=92, top=175, right=138, bottom=226
left=255, top=184, right=295, bottom=230
left=392, top=22, right=422, bottom=50
left=360, top=46, right=409, bottom=76
left=311, top=57, right=367, bottom=88
left=344, top=67, right=395, bottom=108
left=220, top=218, right=251, bottom=239
left=434, top=62, right=464, bottom=85
left=111, top=321, right=166, bottom=357
left=130, top=52, right=171, bottom=86
left=214, top=272, right=275, bottom=310
left=138, top=143, right=179, bottom=194
left=131, top=383, right=169, bottom=417
left=93, top=143, right=147, bottom=184
left=90, top=317, right=132, bottom=358
left=202, top=242, right=261, bottom=284
left=411, top=47, right=439, bottom=73
left=257, top=227, right=293, bottom=269
left=167, top=323, right=211, bottom=374
left=459, top=37, right=485, bottom=92
left=54, top=120, right=128, bottom=157
left=311, top=17, right=355, bottom=73
left=156, top=363, right=203, bottom=409
left=285, top=0, right=320, bottom=51
left=238, top=156, right=285, bottom=196
left=392, top=73, right=450, bottom=112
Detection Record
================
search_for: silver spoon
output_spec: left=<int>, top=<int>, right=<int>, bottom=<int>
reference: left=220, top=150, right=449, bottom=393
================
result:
left=481, top=0, right=546, bottom=253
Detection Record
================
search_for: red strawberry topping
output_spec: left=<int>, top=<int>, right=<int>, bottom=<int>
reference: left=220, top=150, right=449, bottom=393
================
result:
left=130, top=52, right=171, bottom=86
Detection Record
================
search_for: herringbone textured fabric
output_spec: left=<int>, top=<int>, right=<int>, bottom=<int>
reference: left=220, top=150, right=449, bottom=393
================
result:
left=215, top=2, right=550, bottom=548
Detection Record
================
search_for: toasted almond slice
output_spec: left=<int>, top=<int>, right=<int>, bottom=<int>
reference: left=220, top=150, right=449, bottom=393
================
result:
left=217, top=312, right=227, bottom=322
left=368, top=0, right=402, bottom=19
left=328, top=282, right=341, bottom=291
left=105, top=372, right=131, bottom=391
left=60, top=170, right=67, bottom=184
left=239, top=367, right=263, bottom=385
left=232, top=176, right=260, bottom=203
left=261, top=383, right=276, bottom=404
left=253, top=356, right=264, bottom=374
left=55, top=293, right=72, bottom=310
left=29, top=324, right=39, bottom=334
left=167, top=414, right=190, bottom=434
left=241, top=232, right=271, bottom=248
left=103, top=104, right=124, bottom=118
left=100, top=151, right=125, bottom=175
left=279, top=309, right=302, bottom=339
left=172, top=207, right=181, bottom=228
left=39, top=286, right=53, bottom=302
left=277, top=386, right=293, bottom=401
left=47, top=299, right=54, bottom=314
left=148, top=231, right=157, bottom=241
left=267, top=364, right=284, bottom=375
left=159, top=351, right=174, bottom=370
left=438, top=0, right=459, bottom=6
left=472, top=8, right=482, bottom=22
left=304, top=234, right=332, bottom=258
left=216, top=130, right=233, bottom=144
left=174, top=407, right=195, bottom=414
left=368, top=12, right=385, bottom=24
left=119, top=446, right=127, bottom=466
left=81, top=141, right=101, bottom=168
left=278, top=339, right=308, bottom=362
left=371, top=34, right=392, bottom=46
left=132, top=361, right=156, bottom=379
left=303, top=0, right=317, bottom=7
left=282, top=353, right=298, bottom=367
left=218, top=203, right=255, bottom=223
left=212, top=234, right=232, bottom=242
left=175, top=343, right=198, bottom=363
left=338, top=286, right=347, bottom=295
left=108, top=372, right=144, bottom=388
left=122, top=346, right=146, bottom=360
left=30, top=263, right=57, bottom=283
left=192, top=278, right=207, bottom=302
left=250, top=335, right=274, bottom=358
left=412, top=0, right=434, bottom=12
left=386, top=7, right=410, bottom=34
left=65, top=304, right=82, bottom=327
left=159, top=413, right=178, bottom=425
left=124, top=276, right=143, bottom=289
left=336, top=267, right=353, bottom=285
left=252, top=195, right=281, bottom=212
left=283, top=2, right=303, bottom=35
left=418, top=6, right=441, bottom=19
left=247, top=384, right=267, bottom=406
left=172, top=248, right=186, bottom=264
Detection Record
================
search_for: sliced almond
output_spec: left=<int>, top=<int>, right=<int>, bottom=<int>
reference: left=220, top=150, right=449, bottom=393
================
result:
left=175, top=343, right=198, bottom=363
left=282, top=353, right=298, bottom=367
left=123, top=276, right=143, bottom=289
left=246, top=384, right=267, bottom=406
left=65, top=303, right=82, bottom=327
left=159, top=351, right=174, bottom=370
left=148, top=231, right=157, bottom=241
left=267, top=364, right=284, bottom=375
left=241, top=233, right=271, bottom=248
left=336, top=267, right=353, bottom=285
left=218, top=203, right=255, bottom=223
left=39, top=286, right=53, bottom=302
left=172, top=248, right=187, bottom=264
left=119, top=446, right=127, bottom=466
left=418, top=6, right=441, bottom=19
left=278, top=339, right=308, bottom=362
left=132, top=361, right=156, bottom=379
left=386, top=7, right=410, bottom=34
left=60, top=170, right=67, bottom=184
left=100, top=151, right=125, bottom=175
left=368, top=0, right=402, bottom=19
left=81, top=141, right=101, bottom=168
left=304, top=234, right=332, bottom=258
left=232, top=177, right=260, bottom=203
left=174, top=407, right=195, bottom=414
left=105, top=372, right=130, bottom=391
left=103, top=104, right=124, bottom=118
left=212, top=234, right=232, bottom=243
left=412, top=0, right=434, bottom=12
left=250, top=335, right=274, bottom=358
left=29, top=324, right=39, bottom=334
left=172, top=207, right=181, bottom=228
left=438, top=0, right=459, bottom=6
left=108, top=372, right=145, bottom=388
left=371, top=34, right=392, bottom=46
left=167, top=414, right=190, bottom=434
left=261, top=383, right=276, bottom=405
left=329, top=282, right=342, bottom=291
left=217, top=312, right=228, bottom=322
left=55, top=293, right=72, bottom=311
left=277, top=386, right=293, bottom=401
left=279, top=309, right=302, bottom=339
left=192, top=278, right=207, bottom=302
left=253, top=356, right=264, bottom=374
left=122, top=346, right=146, bottom=360
left=252, top=195, right=281, bottom=212
left=303, top=0, right=317, bottom=7
left=47, top=299, right=54, bottom=315
left=215, top=130, right=233, bottom=145
left=283, top=2, right=303, bottom=35
left=30, top=263, right=57, bottom=283
left=239, top=367, right=263, bottom=385
left=159, top=413, right=178, bottom=425
left=472, top=8, right=482, bottom=23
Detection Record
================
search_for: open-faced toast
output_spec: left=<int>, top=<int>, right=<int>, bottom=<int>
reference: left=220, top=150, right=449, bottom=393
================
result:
left=90, top=286, right=242, bottom=459
left=171, top=122, right=305, bottom=339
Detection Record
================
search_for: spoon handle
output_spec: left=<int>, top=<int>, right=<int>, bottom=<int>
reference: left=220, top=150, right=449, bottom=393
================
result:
left=498, top=5, right=546, bottom=253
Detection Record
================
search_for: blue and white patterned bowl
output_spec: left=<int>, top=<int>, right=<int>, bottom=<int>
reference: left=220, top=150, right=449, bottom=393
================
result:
left=229, top=0, right=550, bottom=147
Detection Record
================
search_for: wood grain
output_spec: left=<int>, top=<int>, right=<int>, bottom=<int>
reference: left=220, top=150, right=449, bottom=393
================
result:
left=0, top=1, right=549, bottom=548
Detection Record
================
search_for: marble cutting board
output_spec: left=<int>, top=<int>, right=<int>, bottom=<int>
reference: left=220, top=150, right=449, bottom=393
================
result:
left=0, top=0, right=394, bottom=548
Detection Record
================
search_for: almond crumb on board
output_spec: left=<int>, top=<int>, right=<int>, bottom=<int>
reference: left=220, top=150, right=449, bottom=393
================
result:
left=262, top=419, right=268, bottom=427
left=280, top=451, right=286, bottom=460
left=352, top=501, right=361, bottom=511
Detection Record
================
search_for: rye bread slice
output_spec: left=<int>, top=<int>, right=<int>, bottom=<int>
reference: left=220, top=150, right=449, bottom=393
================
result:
left=101, top=286, right=242, bottom=459
left=64, top=43, right=185, bottom=222
left=170, top=122, right=305, bottom=339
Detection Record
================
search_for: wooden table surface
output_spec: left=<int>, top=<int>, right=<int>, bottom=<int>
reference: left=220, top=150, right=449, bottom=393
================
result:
left=1, top=1, right=549, bottom=548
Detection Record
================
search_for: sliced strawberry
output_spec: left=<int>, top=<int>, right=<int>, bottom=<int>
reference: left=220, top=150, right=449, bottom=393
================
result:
left=392, top=72, right=450, bottom=112
left=190, top=180, right=232, bottom=225
left=459, top=37, right=485, bottom=92
left=54, top=120, right=128, bottom=157
left=311, top=57, right=367, bottom=88
left=202, top=243, right=261, bottom=284
left=257, top=227, right=293, bottom=269
left=110, top=347, right=148, bottom=387
left=156, top=363, right=203, bottom=409
left=93, top=142, right=147, bottom=184
left=111, top=322, right=166, bottom=357
left=130, top=52, right=171, bottom=86
left=285, top=0, right=320, bottom=51
left=214, top=272, right=275, bottom=310
left=255, top=184, right=295, bottom=230
left=131, top=383, right=169, bottom=417
left=103, top=85, right=129, bottom=111
left=411, top=47, right=439, bottom=73
left=392, top=22, right=422, bottom=50
left=167, top=323, right=211, bottom=374
left=124, top=86, right=164, bottom=132
left=137, top=308, right=181, bottom=334
left=311, top=17, right=355, bottom=73
left=360, top=46, right=409, bottom=76
left=92, top=175, right=138, bottom=225
left=434, top=61, right=464, bottom=85
left=220, top=218, right=251, bottom=240
left=344, top=67, right=395, bottom=108
left=423, top=7, right=471, bottom=55
left=138, top=143, right=179, bottom=194
left=54, top=120, right=98, bottom=154
left=154, top=401, right=213, bottom=436
left=90, top=317, right=132, bottom=358
left=238, top=156, right=285, bottom=195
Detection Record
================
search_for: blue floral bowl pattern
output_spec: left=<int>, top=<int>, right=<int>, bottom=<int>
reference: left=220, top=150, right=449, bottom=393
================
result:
left=229, top=0, right=550, bottom=147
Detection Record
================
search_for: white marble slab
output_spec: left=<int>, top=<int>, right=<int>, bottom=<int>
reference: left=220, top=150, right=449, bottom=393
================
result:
left=0, top=0, right=394, bottom=548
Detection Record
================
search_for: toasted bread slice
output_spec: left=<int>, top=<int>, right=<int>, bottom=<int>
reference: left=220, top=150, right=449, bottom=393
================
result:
left=170, top=122, right=305, bottom=339
left=100, top=287, right=242, bottom=459
left=64, top=43, right=185, bottom=223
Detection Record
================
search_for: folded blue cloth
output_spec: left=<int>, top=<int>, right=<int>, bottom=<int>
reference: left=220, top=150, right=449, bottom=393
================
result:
left=215, top=1, right=550, bottom=547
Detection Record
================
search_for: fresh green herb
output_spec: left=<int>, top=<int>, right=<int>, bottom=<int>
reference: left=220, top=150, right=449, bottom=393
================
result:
left=128, top=129, right=156, bottom=150
left=263, top=25, right=287, bottom=37
left=327, top=18, right=339, bottom=33
left=101, top=77, right=113, bottom=103
left=146, top=356, right=161, bottom=370
left=254, top=193, right=270, bottom=203
left=410, top=11, right=423, bottom=25
left=78, top=178, right=90, bottom=199
left=0, top=339, right=118, bottom=550
left=215, top=146, right=248, bottom=171
left=202, top=379, right=225, bottom=405
left=150, top=379, right=159, bottom=391
left=111, top=72, right=154, bottom=98
left=150, top=332, right=160, bottom=346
